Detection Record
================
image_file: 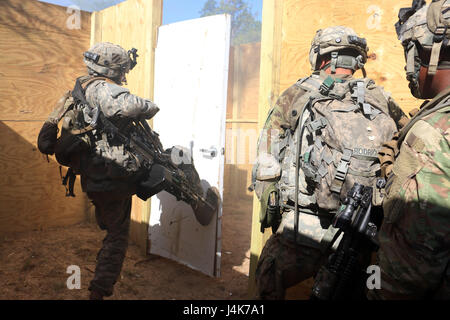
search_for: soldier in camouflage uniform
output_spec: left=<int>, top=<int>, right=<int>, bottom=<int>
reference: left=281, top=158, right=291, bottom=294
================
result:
left=38, top=42, right=159, bottom=300
left=251, top=26, right=407, bottom=299
left=369, top=0, right=450, bottom=300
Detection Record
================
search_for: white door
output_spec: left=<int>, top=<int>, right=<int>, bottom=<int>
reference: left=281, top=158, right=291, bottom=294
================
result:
left=149, top=14, right=231, bottom=277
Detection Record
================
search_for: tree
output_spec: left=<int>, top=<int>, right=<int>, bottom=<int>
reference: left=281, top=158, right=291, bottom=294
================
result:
left=200, top=0, right=261, bottom=45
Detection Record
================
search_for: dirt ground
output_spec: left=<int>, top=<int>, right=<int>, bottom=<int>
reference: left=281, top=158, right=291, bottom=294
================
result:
left=0, top=199, right=253, bottom=300
left=0, top=199, right=312, bottom=300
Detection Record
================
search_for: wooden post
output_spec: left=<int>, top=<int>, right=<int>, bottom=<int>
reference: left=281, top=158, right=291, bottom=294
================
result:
left=89, top=0, right=163, bottom=254
left=248, top=0, right=284, bottom=298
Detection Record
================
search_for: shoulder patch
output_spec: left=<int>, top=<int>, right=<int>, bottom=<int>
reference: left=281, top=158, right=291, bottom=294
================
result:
left=105, top=82, right=130, bottom=98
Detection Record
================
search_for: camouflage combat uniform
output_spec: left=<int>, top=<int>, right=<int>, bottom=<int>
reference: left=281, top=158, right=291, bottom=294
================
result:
left=370, top=91, right=450, bottom=299
left=252, top=27, right=406, bottom=300
left=368, top=1, right=450, bottom=300
left=82, top=75, right=158, bottom=297
left=38, top=42, right=158, bottom=298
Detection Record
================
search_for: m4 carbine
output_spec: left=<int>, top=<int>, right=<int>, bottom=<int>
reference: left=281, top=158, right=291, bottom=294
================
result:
left=99, top=113, right=219, bottom=226
left=311, top=183, right=381, bottom=300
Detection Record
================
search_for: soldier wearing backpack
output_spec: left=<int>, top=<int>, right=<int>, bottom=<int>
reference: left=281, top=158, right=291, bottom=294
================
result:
left=251, top=26, right=407, bottom=299
left=369, top=0, right=450, bottom=299
left=37, top=42, right=159, bottom=300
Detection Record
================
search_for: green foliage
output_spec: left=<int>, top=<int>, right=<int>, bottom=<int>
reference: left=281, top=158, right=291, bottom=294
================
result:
left=200, top=0, right=261, bottom=45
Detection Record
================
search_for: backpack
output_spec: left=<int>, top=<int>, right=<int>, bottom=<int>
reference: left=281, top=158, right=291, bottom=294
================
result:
left=38, top=76, right=137, bottom=196
left=278, top=74, right=398, bottom=214
left=53, top=76, right=106, bottom=170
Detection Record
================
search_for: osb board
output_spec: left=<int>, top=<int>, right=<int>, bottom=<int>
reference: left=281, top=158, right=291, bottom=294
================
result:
left=0, top=0, right=91, bottom=235
left=0, top=122, right=87, bottom=235
left=91, top=0, right=163, bottom=252
left=280, top=0, right=420, bottom=114
left=224, top=43, right=260, bottom=203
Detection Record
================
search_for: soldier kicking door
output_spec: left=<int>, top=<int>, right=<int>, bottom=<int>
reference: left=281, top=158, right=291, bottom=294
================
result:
left=149, top=14, right=231, bottom=277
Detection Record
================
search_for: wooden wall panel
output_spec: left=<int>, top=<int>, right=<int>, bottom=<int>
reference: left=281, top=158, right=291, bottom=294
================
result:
left=0, top=123, right=88, bottom=234
left=0, top=27, right=91, bottom=121
left=90, top=0, right=163, bottom=253
left=280, top=0, right=419, bottom=114
left=0, top=0, right=90, bottom=34
left=0, top=0, right=91, bottom=235
left=0, top=0, right=91, bottom=121
left=224, top=42, right=260, bottom=203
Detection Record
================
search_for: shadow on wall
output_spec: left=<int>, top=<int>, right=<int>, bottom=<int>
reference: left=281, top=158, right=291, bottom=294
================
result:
left=0, top=121, right=89, bottom=236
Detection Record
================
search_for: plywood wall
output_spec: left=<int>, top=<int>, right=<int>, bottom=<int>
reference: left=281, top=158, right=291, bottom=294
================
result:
left=0, top=0, right=91, bottom=235
left=224, top=42, right=261, bottom=209
left=90, top=0, right=163, bottom=252
left=249, top=0, right=420, bottom=297
left=280, top=0, right=419, bottom=113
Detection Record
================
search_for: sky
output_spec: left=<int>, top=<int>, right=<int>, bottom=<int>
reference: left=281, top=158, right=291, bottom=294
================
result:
left=38, top=0, right=263, bottom=25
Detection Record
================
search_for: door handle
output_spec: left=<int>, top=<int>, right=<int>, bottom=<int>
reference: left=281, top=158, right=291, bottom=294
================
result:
left=200, top=146, right=217, bottom=158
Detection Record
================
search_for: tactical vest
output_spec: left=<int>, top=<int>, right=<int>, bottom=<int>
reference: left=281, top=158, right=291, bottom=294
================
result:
left=278, top=74, right=398, bottom=215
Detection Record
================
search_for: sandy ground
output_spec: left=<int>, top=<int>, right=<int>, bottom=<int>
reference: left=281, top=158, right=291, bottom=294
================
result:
left=0, top=198, right=312, bottom=300
left=0, top=200, right=255, bottom=300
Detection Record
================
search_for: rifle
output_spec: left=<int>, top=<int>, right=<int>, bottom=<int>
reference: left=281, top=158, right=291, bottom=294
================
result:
left=98, top=113, right=219, bottom=226
left=311, top=183, right=381, bottom=300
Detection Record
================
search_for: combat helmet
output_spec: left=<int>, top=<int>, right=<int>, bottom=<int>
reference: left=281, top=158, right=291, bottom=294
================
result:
left=309, top=26, right=369, bottom=74
left=396, top=0, right=450, bottom=98
left=83, top=42, right=139, bottom=84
